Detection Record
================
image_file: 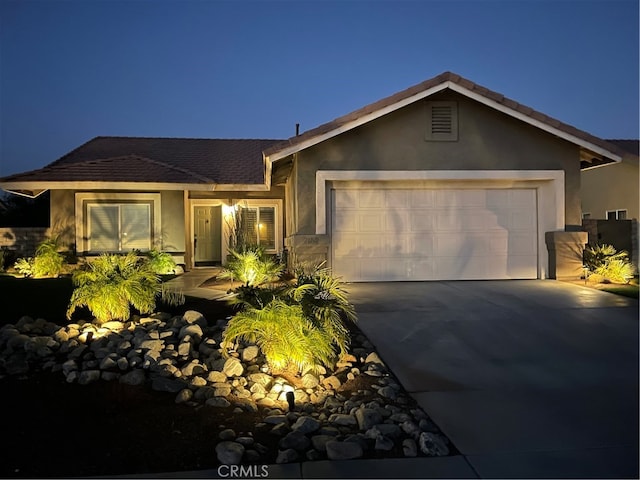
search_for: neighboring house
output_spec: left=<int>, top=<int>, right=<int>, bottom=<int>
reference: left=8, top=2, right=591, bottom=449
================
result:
left=581, top=139, right=639, bottom=221
left=0, top=71, right=624, bottom=281
left=581, top=139, right=639, bottom=266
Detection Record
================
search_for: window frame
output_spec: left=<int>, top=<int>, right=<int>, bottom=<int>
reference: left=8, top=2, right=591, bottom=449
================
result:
left=75, top=193, right=161, bottom=254
left=606, top=209, right=627, bottom=220
left=235, top=199, right=282, bottom=254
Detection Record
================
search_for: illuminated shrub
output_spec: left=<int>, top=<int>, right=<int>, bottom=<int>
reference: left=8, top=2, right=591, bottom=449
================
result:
left=67, top=252, right=183, bottom=324
left=145, top=248, right=178, bottom=275
left=223, top=262, right=357, bottom=373
left=222, top=300, right=335, bottom=373
left=14, top=238, right=66, bottom=278
left=219, top=248, right=283, bottom=287
left=584, top=244, right=636, bottom=284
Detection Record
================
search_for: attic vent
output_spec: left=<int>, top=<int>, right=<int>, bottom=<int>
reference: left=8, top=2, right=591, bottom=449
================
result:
left=426, top=101, right=458, bottom=141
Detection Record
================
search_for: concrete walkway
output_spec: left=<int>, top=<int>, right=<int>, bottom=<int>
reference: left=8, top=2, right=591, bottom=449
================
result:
left=347, top=280, right=639, bottom=479
left=164, top=267, right=233, bottom=300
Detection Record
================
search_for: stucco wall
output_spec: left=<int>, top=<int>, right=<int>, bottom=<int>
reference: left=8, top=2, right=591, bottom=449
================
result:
left=160, top=191, right=185, bottom=252
left=581, top=159, right=639, bottom=220
left=290, top=90, right=582, bottom=236
left=50, top=190, right=76, bottom=249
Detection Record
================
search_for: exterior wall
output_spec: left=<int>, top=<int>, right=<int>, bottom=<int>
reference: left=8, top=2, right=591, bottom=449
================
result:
left=545, top=231, right=588, bottom=280
left=50, top=190, right=76, bottom=249
left=160, top=191, right=186, bottom=252
left=0, top=227, right=48, bottom=256
left=292, top=90, right=582, bottom=237
left=580, top=158, right=639, bottom=220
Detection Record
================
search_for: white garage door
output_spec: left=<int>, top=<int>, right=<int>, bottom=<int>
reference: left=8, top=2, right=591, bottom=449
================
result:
left=331, top=188, right=538, bottom=281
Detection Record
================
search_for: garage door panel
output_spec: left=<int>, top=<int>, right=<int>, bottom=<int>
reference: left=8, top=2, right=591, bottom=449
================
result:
left=410, top=190, right=435, bottom=207
left=359, top=190, right=384, bottom=208
left=359, top=213, right=384, bottom=232
left=384, top=210, right=411, bottom=232
left=332, top=187, right=538, bottom=281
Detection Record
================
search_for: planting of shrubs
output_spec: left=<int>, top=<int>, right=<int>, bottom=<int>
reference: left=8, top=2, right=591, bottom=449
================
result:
left=13, top=237, right=66, bottom=278
left=145, top=248, right=179, bottom=275
left=583, top=243, right=636, bottom=284
left=221, top=250, right=356, bottom=374
left=66, top=252, right=184, bottom=324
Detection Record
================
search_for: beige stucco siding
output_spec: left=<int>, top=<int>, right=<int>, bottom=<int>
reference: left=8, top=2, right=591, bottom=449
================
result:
left=291, top=91, right=582, bottom=235
left=581, top=158, right=639, bottom=220
left=49, top=190, right=75, bottom=249
left=160, top=191, right=186, bottom=252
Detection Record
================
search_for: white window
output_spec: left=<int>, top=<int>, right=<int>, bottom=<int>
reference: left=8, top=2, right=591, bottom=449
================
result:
left=88, top=203, right=151, bottom=252
left=76, top=193, right=161, bottom=254
left=240, top=205, right=276, bottom=250
left=606, top=209, right=627, bottom=220
left=227, top=200, right=281, bottom=253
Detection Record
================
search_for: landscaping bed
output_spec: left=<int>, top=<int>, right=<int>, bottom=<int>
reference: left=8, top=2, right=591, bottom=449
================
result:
left=0, top=296, right=455, bottom=478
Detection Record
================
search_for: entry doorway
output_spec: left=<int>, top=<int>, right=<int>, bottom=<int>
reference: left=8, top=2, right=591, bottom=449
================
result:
left=194, top=205, right=222, bottom=265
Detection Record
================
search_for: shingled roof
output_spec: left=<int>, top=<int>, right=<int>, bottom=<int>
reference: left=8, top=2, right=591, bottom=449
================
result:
left=0, top=137, right=284, bottom=188
left=264, top=71, right=623, bottom=167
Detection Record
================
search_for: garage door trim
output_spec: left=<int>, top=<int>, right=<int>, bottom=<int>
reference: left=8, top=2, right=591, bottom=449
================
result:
left=315, top=170, right=565, bottom=280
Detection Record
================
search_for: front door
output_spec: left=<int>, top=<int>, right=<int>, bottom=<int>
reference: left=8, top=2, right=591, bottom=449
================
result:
left=194, top=206, right=222, bottom=265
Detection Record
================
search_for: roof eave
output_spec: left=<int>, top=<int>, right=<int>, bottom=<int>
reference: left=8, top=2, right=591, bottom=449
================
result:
left=265, top=80, right=622, bottom=164
left=0, top=180, right=270, bottom=194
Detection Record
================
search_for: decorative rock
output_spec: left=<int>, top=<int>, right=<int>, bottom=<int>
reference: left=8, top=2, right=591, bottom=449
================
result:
left=378, top=386, right=397, bottom=400
left=119, top=369, right=146, bottom=386
left=355, top=408, right=383, bottom=430
left=213, top=384, right=232, bottom=397
left=223, top=358, right=244, bottom=377
left=219, top=428, right=236, bottom=440
left=270, top=423, right=291, bottom=436
left=278, top=431, right=311, bottom=451
left=365, top=352, right=384, bottom=365
left=301, top=373, right=319, bottom=389
left=325, top=440, right=364, bottom=460
left=206, top=397, right=231, bottom=408
left=373, top=423, right=402, bottom=439
left=207, top=371, right=227, bottom=383
left=264, top=415, right=288, bottom=425
left=328, top=414, right=357, bottom=426
left=175, top=389, right=193, bottom=404
left=248, top=373, right=273, bottom=388
left=215, top=441, right=244, bottom=465
left=236, top=436, right=254, bottom=446
left=403, top=438, right=418, bottom=457
left=401, top=421, right=421, bottom=439
left=291, top=416, right=321, bottom=434
left=78, top=370, right=101, bottom=385
left=419, top=432, right=449, bottom=456
left=190, top=376, right=207, bottom=387
left=182, top=310, right=206, bottom=325
left=311, top=434, right=333, bottom=452
left=99, top=356, right=118, bottom=370
left=322, top=375, right=341, bottom=390
left=276, top=448, right=299, bottom=464
left=179, top=324, right=203, bottom=342
left=241, top=346, right=259, bottom=362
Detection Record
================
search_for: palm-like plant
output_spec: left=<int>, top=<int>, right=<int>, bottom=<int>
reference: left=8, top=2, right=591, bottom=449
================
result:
left=67, top=252, right=160, bottom=323
left=222, top=300, right=336, bottom=373
left=219, top=248, right=283, bottom=287
left=33, top=238, right=65, bottom=278
left=286, top=263, right=357, bottom=356
left=584, top=244, right=636, bottom=284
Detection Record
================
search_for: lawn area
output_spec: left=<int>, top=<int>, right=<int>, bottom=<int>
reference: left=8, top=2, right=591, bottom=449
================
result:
left=599, top=283, right=639, bottom=299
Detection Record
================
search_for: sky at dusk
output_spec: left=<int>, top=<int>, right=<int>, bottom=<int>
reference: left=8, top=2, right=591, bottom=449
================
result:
left=0, top=0, right=638, bottom=177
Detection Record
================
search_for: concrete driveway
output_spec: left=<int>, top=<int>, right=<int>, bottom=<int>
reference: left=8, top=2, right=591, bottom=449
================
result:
left=347, top=280, right=639, bottom=478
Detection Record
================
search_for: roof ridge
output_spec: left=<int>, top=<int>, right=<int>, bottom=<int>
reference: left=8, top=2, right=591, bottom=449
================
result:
left=92, top=135, right=285, bottom=141
left=264, top=70, right=620, bottom=160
